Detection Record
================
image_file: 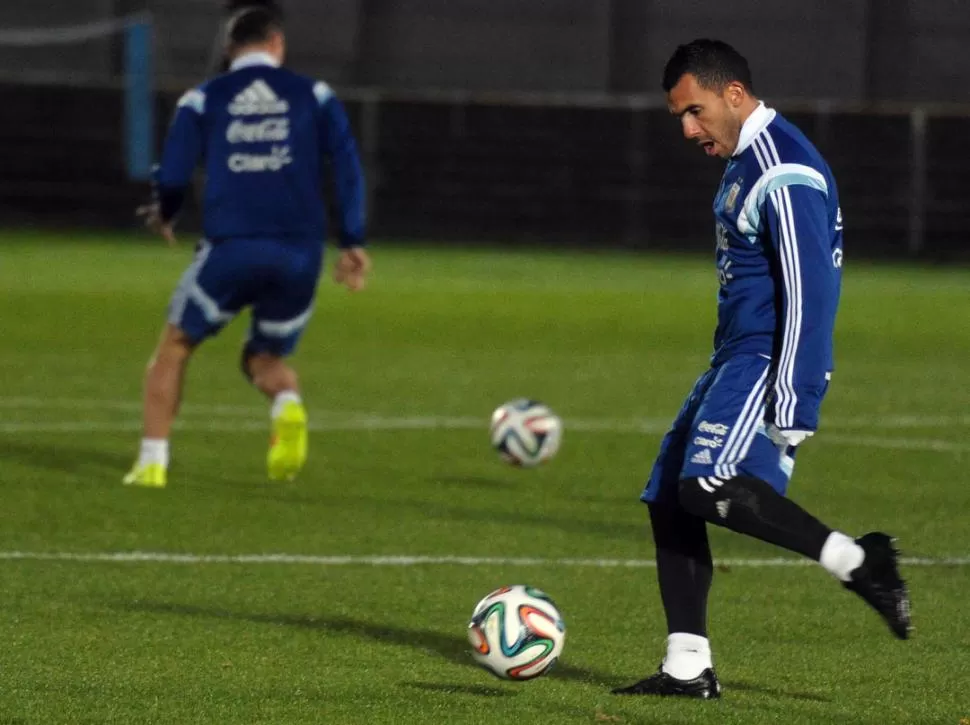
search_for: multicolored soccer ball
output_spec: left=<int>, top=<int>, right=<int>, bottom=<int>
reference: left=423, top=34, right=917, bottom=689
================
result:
left=466, top=585, right=566, bottom=680
left=489, top=399, right=562, bottom=466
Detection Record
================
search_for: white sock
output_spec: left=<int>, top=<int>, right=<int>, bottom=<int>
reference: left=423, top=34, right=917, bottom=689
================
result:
left=138, top=438, right=169, bottom=468
left=271, top=390, right=302, bottom=420
left=819, top=531, right=865, bottom=582
left=661, top=632, right=713, bottom=681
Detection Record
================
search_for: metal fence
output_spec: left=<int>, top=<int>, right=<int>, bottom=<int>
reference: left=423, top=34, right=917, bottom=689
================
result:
left=1, top=80, right=967, bottom=260
left=339, top=88, right=970, bottom=258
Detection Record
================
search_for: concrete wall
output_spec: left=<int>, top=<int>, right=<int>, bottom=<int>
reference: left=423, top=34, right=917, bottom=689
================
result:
left=0, top=0, right=968, bottom=101
left=611, top=0, right=871, bottom=99
left=0, top=0, right=116, bottom=81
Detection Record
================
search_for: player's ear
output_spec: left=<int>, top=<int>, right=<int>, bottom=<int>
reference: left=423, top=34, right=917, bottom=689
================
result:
left=267, top=28, right=285, bottom=61
left=724, top=81, right=746, bottom=109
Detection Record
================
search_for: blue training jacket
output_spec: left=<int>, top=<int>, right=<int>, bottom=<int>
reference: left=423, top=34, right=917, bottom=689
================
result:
left=712, top=102, right=844, bottom=433
left=156, top=52, right=365, bottom=247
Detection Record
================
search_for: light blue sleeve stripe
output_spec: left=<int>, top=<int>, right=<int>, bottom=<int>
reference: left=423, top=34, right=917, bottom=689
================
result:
left=313, top=81, right=334, bottom=106
left=176, top=88, right=206, bottom=114
left=737, top=164, right=828, bottom=236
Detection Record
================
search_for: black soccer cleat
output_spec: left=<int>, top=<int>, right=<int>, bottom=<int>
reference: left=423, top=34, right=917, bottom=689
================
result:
left=612, top=666, right=721, bottom=699
left=843, top=532, right=912, bottom=639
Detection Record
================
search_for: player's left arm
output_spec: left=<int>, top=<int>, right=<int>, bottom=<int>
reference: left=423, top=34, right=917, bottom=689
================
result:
left=138, top=89, right=206, bottom=243
left=314, top=81, right=369, bottom=290
left=764, top=175, right=840, bottom=443
left=314, top=82, right=366, bottom=247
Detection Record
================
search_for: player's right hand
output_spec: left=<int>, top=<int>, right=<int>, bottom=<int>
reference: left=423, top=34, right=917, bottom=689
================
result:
left=136, top=203, right=177, bottom=246
left=334, top=247, right=371, bottom=292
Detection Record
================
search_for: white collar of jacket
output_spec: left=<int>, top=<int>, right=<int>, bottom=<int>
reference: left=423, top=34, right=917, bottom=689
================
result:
left=733, top=101, right=776, bottom=157
left=230, top=52, right=280, bottom=71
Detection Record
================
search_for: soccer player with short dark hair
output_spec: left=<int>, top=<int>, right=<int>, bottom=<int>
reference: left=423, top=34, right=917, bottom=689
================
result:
left=612, top=39, right=911, bottom=699
left=210, top=1, right=284, bottom=74
left=126, top=6, right=368, bottom=487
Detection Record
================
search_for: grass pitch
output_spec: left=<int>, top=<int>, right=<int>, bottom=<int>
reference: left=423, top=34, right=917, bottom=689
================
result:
left=0, top=231, right=968, bottom=724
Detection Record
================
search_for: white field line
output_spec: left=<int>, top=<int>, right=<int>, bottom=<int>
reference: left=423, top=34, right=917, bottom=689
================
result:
left=819, top=436, right=970, bottom=453
left=1, top=397, right=969, bottom=453
left=0, top=397, right=259, bottom=416
left=1, top=415, right=969, bottom=453
left=2, top=395, right=970, bottom=430
left=0, top=551, right=967, bottom=568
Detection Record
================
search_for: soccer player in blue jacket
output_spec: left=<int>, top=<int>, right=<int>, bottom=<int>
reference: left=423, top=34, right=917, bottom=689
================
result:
left=125, top=7, right=368, bottom=487
left=612, top=40, right=911, bottom=699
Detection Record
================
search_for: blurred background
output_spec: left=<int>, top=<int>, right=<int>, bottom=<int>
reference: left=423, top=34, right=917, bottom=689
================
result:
left=0, top=0, right=967, bottom=258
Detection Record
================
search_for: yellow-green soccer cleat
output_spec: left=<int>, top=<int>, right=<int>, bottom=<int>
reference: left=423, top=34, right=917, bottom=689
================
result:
left=267, top=400, right=308, bottom=481
left=122, top=462, right=167, bottom=488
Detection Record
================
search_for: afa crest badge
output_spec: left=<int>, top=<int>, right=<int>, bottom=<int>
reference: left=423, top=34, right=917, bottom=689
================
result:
left=724, top=179, right=743, bottom=214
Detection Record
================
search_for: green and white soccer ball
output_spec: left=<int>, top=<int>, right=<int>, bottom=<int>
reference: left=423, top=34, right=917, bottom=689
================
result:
left=467, top=584, right=566, bottom=680
left=489, top=399, right=562, bottom=466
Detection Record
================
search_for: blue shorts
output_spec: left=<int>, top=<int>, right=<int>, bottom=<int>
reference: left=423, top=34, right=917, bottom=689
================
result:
left=641, top=354, right=796, bottom=504
left=167, top=238, right=323, bottom=357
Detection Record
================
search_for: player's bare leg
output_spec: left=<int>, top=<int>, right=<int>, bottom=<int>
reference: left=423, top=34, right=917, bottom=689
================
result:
left=245, top=352, right=307, bottom=481
left=246, top=352, right=299, bottom=398
left=144, top=324, right=194, bottom=437
left=124, top=324, right=195, bottom=487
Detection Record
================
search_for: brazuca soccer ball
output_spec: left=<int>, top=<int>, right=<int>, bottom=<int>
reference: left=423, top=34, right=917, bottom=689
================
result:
left=489, top=399, right=562, bottom=466
left=467, top=584, right=566, bottom=680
